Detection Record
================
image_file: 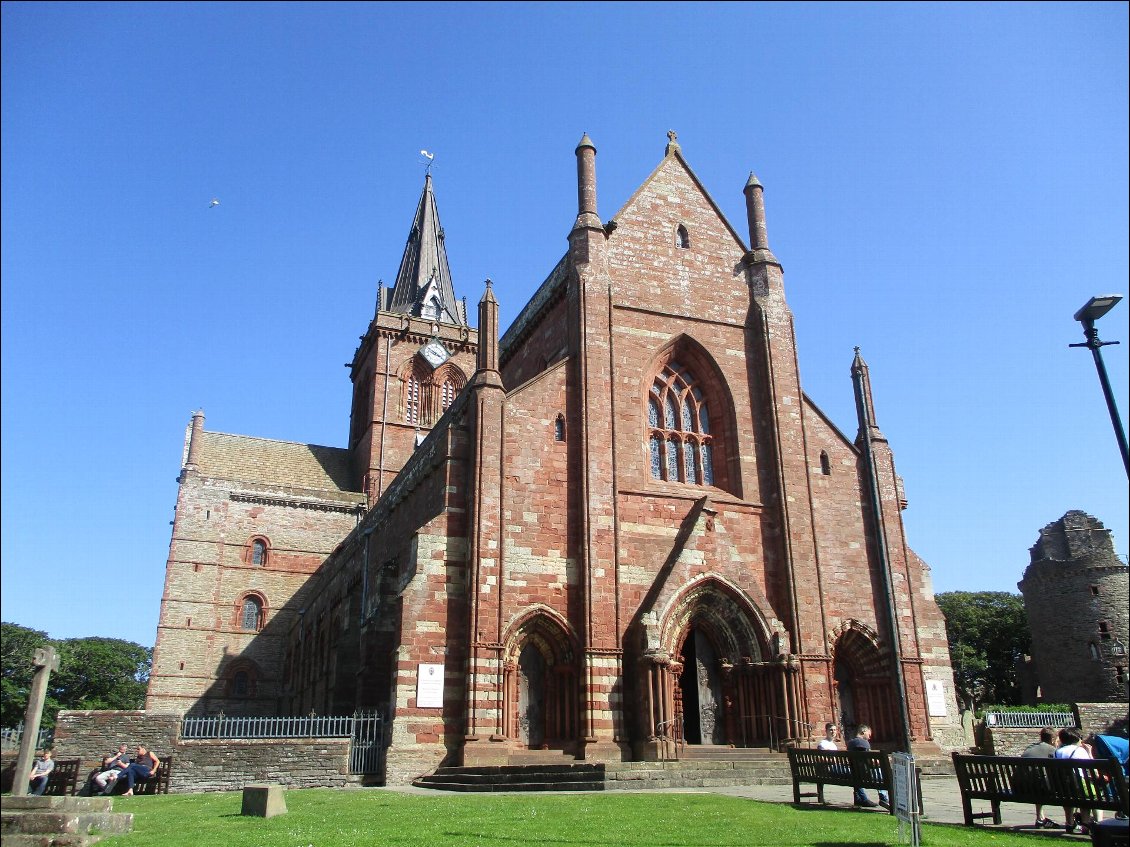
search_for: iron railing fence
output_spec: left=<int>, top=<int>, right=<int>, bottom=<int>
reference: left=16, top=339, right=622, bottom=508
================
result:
left=180, top=712, right=385, bottom=775
left=0, top=723, right=53, bottom=752
left=181, top=713, right=359, bottom=739
left=983, top=712, right=1076, bottom=729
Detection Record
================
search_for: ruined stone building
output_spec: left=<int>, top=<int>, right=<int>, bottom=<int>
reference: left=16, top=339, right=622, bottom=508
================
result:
left=1019, top=510, right=1129, bottom=704
left=147, top=133, right=960, bottom=781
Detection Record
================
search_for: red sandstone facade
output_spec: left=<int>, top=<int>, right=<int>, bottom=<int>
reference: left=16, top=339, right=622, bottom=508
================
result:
left=148, top=134, right=958, bottom=782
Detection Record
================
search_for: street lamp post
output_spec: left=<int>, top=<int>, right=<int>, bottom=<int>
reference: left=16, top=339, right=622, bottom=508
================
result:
left=1071, top=295, right=1129, bottom=477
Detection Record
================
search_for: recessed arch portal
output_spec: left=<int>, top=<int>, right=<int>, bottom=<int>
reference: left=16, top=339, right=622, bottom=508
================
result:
left=641, top=577, right=785, bottom=750
left=502, top=610, right=580, bottom=750
left=831, top=621, right=898, bottom=743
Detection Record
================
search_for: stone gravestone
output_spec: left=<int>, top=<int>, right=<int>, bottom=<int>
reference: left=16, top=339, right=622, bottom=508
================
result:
left=241, top=784, right=287, bottom=818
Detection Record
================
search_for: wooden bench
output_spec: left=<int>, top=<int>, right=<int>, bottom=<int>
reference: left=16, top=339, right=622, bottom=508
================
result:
left=951, top=752, right=1129, bottom=827
left=98, top=755, right=174, bottom=796
left=787, top=748, right=896, bottom=814
left=43, top=758, right=81, bottom=796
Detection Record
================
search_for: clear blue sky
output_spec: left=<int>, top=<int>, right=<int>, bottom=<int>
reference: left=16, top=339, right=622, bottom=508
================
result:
left=3, top=2, right=1127, bottom=649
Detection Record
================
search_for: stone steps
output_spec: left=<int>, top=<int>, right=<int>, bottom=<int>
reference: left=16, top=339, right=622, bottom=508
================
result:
left=412, top=751, right=956, bottom=793
left=0, top=795, right=132, bottom=846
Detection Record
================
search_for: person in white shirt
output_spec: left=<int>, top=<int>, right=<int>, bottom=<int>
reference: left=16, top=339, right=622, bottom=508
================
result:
left=1055, top=728, right=1094, bottom=834
left=817, top=722, right=839, bottom=750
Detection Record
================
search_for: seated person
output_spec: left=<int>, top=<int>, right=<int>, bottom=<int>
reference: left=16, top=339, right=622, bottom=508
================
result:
left=847, top=724, right=889, bottom=809
left=117, top=745, right=160, bottom=796
left=93, top=743, right=131, bottom=795
left=28, top=749, right=55, bottom=795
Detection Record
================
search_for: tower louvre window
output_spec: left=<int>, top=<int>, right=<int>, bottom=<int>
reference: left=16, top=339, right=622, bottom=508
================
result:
left=647, top=361, right=716, bottom=486
left=820, top=451, right=832, bottom=476
left=554, top=414, right=566, bottom=442
left=405, top=372, right=422, bottom=424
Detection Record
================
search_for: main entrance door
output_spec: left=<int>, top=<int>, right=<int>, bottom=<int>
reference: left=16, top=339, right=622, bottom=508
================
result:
left=678, top=628, right=724, bottom=745
left=517, top=643, right=546, bottom=748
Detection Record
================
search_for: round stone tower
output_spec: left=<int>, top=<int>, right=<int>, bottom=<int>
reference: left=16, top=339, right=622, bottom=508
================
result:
left=1018, top=510, right=1129, bottom=703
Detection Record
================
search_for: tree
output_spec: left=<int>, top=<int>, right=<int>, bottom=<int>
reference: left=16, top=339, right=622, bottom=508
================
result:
left=51, top=637, right=151, bottom=713
left=935, top=591, right=1031, bottom=712
left=0, top=623, right=151, bottom=729
left=1, top=622, right=50, bottom=727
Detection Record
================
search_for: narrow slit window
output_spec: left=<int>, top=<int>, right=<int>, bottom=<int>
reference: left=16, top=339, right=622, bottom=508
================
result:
left=554, top=414, right=566, bottom=442
left=676, top=224, right=690, bottom=248
left=820, top=451, right=832, bottom=476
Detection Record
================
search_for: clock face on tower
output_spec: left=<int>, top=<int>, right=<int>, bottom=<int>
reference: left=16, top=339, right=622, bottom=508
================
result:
left=421, top=340, right=449, bottom=368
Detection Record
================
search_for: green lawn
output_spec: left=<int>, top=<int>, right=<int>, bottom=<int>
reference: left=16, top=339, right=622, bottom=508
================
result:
left=103, top=789, right=1043, bottom=847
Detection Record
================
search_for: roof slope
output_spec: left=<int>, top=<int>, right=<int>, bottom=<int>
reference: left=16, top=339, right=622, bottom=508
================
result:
left=195, top=431, right=364, bottom=501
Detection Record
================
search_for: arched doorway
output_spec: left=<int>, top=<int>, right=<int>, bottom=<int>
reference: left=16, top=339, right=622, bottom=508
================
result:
left=678, top=627, right=724, bottom=745
left=642, top=578, right=781, bottom=752
left=503, top=613, right=579, bottom=751
left=832, top=625, right=897, bottom=743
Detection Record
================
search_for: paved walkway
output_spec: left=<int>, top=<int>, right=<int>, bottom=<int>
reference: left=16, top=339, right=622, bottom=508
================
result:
left=707, top=778, right=1101, bottom=839
left=386, top=777, right=1112, bottom=840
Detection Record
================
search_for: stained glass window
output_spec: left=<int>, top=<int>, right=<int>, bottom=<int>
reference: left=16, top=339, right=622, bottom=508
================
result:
left=232, top=671, right=250, bottom=697
left=241, top=597, right=263, bottom=631
left=646, top=360, right=717, bottom=488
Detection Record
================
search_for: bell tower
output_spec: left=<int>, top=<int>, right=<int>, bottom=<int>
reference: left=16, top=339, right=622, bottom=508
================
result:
left=348, top=174, right=478, bottom=501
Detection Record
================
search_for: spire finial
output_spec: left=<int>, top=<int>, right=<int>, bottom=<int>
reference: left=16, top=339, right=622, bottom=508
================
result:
left=665, top=129, right=680, bottom=155
left=419, top=149, right=436, bottom=176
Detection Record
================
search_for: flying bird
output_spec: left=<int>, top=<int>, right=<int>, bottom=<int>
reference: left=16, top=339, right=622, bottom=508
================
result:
left=209, top=198, right=220, bottom=208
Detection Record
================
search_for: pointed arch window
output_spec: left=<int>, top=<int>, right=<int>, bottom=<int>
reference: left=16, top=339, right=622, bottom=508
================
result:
left=402, top=359, right=465, bottom=427
left=405, top=372, right=422, bottom=425
left=554, top=414, right=566, bottom=442
left=648, top=361, right=716, bottom=486
left=820, top=451, right=832, bottom=476
left=676, top=224, right=690, bottom=249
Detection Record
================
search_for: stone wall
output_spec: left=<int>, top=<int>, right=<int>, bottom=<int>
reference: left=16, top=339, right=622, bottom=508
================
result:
left=1075, top=702, right=1129, bottom=738
left=53, top=710, right=353, bottom=793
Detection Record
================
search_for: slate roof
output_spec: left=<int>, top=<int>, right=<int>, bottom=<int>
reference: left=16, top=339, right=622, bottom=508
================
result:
left=195, top=431, right=365, bottom=503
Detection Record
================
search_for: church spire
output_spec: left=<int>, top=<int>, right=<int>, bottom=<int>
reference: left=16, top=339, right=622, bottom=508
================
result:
left=382, top=173, right=467, bottom=326
left=851, top=347, right=885, bottom=443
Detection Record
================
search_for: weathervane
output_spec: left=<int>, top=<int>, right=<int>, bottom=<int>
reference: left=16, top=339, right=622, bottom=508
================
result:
left=419, top=149, right=436, bottom=175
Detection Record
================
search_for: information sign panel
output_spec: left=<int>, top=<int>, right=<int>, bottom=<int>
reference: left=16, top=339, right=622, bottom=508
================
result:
left=891, top=752, right=920, bottom=847
left=416, top=663, right=445, bottom=708
left=926, top=679, right=948, bottom=717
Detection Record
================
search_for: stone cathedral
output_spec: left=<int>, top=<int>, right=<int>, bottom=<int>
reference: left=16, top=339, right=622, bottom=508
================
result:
left=148, top=133, right=959, bottom=782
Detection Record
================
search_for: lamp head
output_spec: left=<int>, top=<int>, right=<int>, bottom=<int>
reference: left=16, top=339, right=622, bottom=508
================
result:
left=1074, top=295, right=1123, bottom=324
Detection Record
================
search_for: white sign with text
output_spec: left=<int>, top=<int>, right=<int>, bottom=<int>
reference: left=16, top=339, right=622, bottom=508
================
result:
left=416, top=663, right=445, bottom=708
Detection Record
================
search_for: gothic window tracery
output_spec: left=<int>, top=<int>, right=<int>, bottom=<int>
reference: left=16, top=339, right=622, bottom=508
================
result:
left=648, top=361, right=716, bottom=486
left=401, top=358, right=466, bottom=427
